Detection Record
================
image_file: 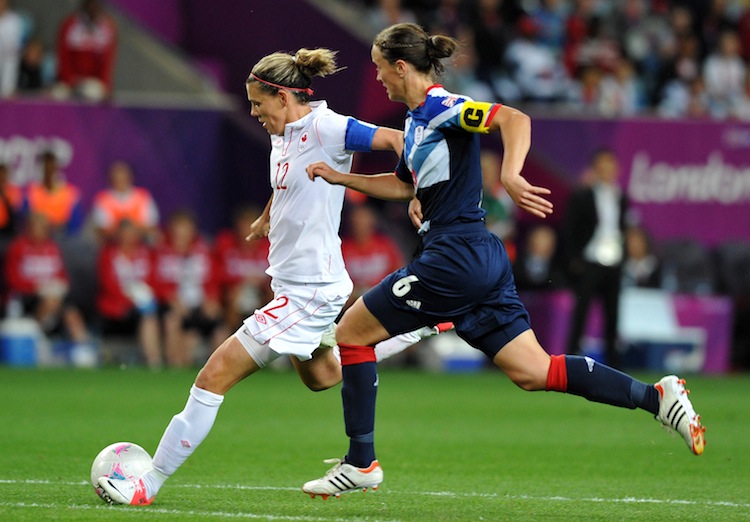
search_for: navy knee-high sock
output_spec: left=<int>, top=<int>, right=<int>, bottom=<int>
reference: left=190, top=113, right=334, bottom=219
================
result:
left=547, top=355, right=659, bottom=414
left=339, top=344, right=378, bottom=468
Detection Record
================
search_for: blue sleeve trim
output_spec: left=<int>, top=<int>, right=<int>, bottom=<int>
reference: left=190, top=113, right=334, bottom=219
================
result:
left=345, top=118, right=378, bottom=152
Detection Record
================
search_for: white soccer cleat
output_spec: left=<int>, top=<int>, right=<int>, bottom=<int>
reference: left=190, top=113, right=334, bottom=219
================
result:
left=655, top=375, right=706, bottom=455
left=97, top=476, right=154, bottom=505
left=302, top=458, right=383, bottom=500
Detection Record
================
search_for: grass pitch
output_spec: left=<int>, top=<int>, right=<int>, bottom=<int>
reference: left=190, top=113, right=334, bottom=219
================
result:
left=0, top=366, right=748, bottom=521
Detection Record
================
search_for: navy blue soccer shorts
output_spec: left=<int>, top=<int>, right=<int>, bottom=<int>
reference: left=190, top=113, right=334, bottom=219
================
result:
left=363, top=221, right=530, bottom=358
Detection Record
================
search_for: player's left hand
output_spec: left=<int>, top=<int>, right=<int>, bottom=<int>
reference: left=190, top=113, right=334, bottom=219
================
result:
left=408, top=197, right=423, bottom=229
left=503, top=174, right=553, bottom=218
left=246, top=215, right=270, bottom=241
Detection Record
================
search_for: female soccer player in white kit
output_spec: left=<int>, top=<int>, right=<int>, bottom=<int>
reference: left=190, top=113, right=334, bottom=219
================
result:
left=97, top=47, right=442, bottom=506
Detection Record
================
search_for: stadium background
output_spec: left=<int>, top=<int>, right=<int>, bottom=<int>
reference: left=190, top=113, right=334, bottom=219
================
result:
left=1, top=0, right=748, bottom=373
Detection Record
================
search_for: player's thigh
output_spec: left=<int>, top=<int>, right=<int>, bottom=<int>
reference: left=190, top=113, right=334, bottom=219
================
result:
left=336, top=296, right=392, bottom=347
left=195, top=335, right=261, bottom=394
left=491, top=329, right=551, bottom=391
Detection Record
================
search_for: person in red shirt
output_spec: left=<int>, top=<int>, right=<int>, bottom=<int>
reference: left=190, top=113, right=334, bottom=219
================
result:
left=213, top=206, right=271, bottom=332
left=54, top=0, right=117, bottom=101
left=96, top=219, right=161, bottom=368
left=341, top=204, right=404, bottom=307
left=152, top=210, right=223, bottom=368
left=4, top=212, right=89, bottom=345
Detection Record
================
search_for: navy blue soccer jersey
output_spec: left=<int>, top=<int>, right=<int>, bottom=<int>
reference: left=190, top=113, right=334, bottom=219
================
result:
left=395, top=85, right=500, bottom=228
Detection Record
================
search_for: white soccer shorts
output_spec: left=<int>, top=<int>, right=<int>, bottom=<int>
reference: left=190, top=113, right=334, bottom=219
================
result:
left=236, top=277, right=352, bottom=367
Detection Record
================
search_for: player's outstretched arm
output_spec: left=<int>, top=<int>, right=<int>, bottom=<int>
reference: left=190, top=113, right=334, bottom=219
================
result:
left=370, top=127, right=404, bottom=157
left=307, top=162, right=415, bottom=202
left=490, top=105, right=553, bottom=219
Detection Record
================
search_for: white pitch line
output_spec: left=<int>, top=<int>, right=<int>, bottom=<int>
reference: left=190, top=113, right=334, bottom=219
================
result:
left=0, top=501, right=392, bottom=521
left=1, top=478, right=749, bottom=510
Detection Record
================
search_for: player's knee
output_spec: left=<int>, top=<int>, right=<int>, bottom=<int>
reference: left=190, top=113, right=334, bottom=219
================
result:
left=194, top=366, right=218, bottom=392
left=194, top=357, right=231, bottom=393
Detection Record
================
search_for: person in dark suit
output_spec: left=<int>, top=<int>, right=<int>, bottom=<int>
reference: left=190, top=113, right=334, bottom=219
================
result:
left=562, top=148, right=628, bottom=367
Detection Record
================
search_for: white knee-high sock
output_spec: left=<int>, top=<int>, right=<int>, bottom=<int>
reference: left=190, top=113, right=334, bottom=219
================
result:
left=374, top=329, right=423, bottom=362
left=144, top=384, right=224, bottom=496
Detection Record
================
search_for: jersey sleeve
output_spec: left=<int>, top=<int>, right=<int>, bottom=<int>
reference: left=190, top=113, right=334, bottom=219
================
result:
left=344, top=118, right=378, bottom=152
left=315, top=112, right=353, bottom=164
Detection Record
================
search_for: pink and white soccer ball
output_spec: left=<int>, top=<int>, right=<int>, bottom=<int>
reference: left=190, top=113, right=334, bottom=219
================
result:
left=90, top=442, right=152, bottom=495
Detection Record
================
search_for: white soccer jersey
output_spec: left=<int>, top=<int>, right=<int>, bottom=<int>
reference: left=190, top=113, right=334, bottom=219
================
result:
left=266, top=101, right=352, bottom=283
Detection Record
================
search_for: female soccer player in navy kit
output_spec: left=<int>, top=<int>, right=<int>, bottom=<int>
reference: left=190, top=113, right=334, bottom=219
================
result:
left=97, top=47, right=447, bottom=507
left=303, top=23, right=705, bottom=498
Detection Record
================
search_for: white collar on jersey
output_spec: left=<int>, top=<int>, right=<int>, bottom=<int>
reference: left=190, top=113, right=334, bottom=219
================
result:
left=285, top=100, right=328, bottom=131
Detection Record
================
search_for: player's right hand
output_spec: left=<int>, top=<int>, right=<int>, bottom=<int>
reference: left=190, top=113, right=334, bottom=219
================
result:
left=306, top=161, right=341, bottom=184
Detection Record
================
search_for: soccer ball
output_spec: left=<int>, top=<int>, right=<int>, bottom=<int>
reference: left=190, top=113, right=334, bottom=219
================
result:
left=90, top=442, right=152, bottom=496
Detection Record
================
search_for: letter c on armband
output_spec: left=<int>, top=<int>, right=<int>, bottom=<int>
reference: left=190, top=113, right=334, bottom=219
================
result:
left=459, top=101, right=497, bottom=134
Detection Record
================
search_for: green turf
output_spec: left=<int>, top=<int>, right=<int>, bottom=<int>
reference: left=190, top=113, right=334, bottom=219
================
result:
left=0, top=366, right=748, bottom=521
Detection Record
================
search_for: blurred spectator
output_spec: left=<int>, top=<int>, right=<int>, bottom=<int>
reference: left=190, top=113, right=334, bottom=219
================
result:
left=4, top=212, right=91, bottom=348
left=90, top=160, right=160, bottom=243
left=341, top=204, right=403, bottom=307
left=467, top=0, right=523, bottom=96
left=621, top=225, right=661, bottom=289
left=441, top=27, right=496, bottom=102
left=703, top=30, right=747, bottom=118
left=618, top=0, right=672, bottom=97
left=54, top=0, right=117, bottom=102
left=700, top=0, right=735, bottom=56
left=654, top=33, right=702, bottom=108
left=480, top=150, right=516, bottom=256
left=152, top=210, right=223, bottom=368
left=17, top=36, right=52, bottom=94
left=0, top=162, right=22, bottom=240
left=501, top=15, right=570, bottom=102
left=669, top=5, right=697, bottom=43
left=368, top=0, right=417, bottom=32
left=421, top=0, right=466, bottom=38
left=513, top=224, right=566, bottom=291
left=597, top=57, right=643, bottom=117
left=0, top=0, right=23, bottom=97
left=22, top=150, right=84, bottom=237
left=96, top=219, right=161, bottom=368
left=659, top=75, right=711, bottom=119
left=213, top=206, right=271, bottom=331
left=567, top=64, right=603, bottom=113
left=530, top=0, right=568, bottom=54
left=563, top=0, right=597, bottom=76
left=571, top=14, right=621, bottom=75
left=562, top=148, right=628, bottom=367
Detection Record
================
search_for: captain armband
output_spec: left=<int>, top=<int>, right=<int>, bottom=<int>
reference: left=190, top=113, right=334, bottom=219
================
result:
left=458, top=101, right=499, bottom=134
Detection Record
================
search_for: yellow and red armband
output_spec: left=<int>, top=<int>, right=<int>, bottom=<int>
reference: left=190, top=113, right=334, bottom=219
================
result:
left=458, top=101, right=500, bottom=134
